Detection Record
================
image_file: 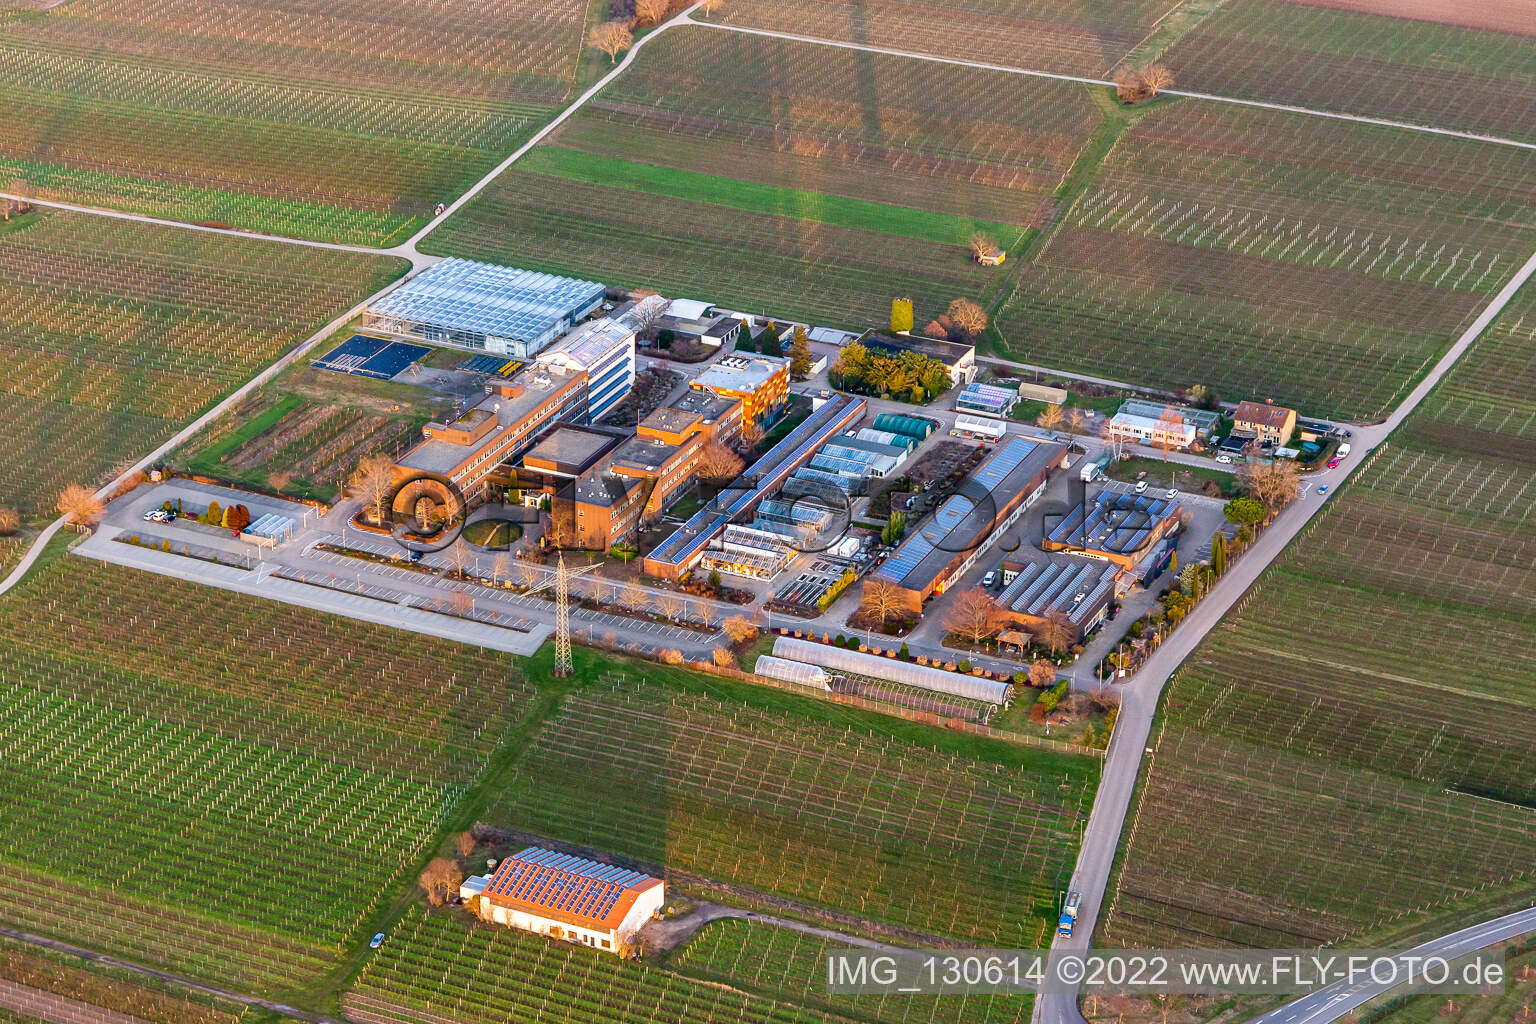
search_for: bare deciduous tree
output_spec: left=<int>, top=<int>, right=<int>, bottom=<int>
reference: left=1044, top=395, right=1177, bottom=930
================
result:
left=447, top=538, right=474, bottom=579
left=739, top=417, right=764, bottom=450
left=590, top=20, right=633, bottom=62
left=1155, top=405, right=1185, bottom=462
left=619, top=582, right=648, bottom=613
left=351, top=453, right=394, bottom=524
left=418, top=858, right=463, bottom=907
left=656, top=593, right=685, bottom=622
left=491, top=552, right=511, bottom=585
left=57, top=485, right=105, bottom=528
left=946, top=297, right=989, bottom=339
left=449, top=590, right=474, bottom=617
left=267, top=469, right=293, bottom=493
left=862, top=579, right=907, bottom=627
left=1067, top=408, right=1087, bottom=438
left=1114, top=68, right=1145, bottom=103
left=944, top=587, right=1003, bottom=646
left=1032, top=609, right=1077, bottom=655
left=1142, top=63, right=1174, bottom=96
left=633, top=0, right=669, bottom=26
left=455, top=832, right=476, bottom=858
left=659, top=648, right=684, bottom=664
left=0, top=507, right=18, bottom=536
left=968, top=231, right=998, bottom=261
left=1037, top=403, right=1066, bottom=431
left=1240, top=458, right=1301, bottom=517
left=515, top=561, right=544, bottom=590
left=699, top=0, right=722, bottom=14
left=1028, top=659, right=1058, bottom=688
left=722, top=614, right=758, bottom=644
left=696, top=442, right=745, bottom=483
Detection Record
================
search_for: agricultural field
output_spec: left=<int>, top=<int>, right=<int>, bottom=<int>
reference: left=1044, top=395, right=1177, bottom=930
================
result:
left=0, top=0, right=596, bottom=242
left=1102, top=284, right=1536, bottom=948
left=0, top=552, right=534, bottom=993
left=0, top=210, right=404, bottom=518
left=491, top=674, right=1098, bottom=946
left=1162, top=0, right=1536, bottom=144
left=175, top=356, right=461, bottom=502
left=423, top=26, right=1104, bottom=329
left=346, top=908, right=846, bottom=1024
left=996, top=100, right=1536, bottom=419
left=711, top=0, right=1181, bottom=77
left=670, top=918, right=1032, bottom=1024
left=0, top=938, right=249, bottom=1024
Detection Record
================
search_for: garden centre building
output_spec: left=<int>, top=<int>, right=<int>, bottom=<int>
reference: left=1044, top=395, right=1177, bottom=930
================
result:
left=361, top=258, right=606, bottom=359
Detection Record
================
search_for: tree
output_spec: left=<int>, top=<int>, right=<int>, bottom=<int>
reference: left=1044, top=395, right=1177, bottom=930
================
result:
left=1114, top=68, right=1146, bottom=103
left=735, top=319, right=757, bottom=352
left=1155, top=405, right=1185, bottom=461
left=699, top=0, right=722, bottom=15
left=712, top=648, right=736, bottom=669
left=633, top=0, right=670, bottom=26
left=351, top=452, right=394, bottom=524
left=1240, top=459, right=1300, bottom=517
left=267, top=469, right=292, bottom=492
left=418, top=858, right=462, bottom=907
left=1211, top=529, right=1227, bottom=576
left=890, top=297, right=914, bottom=334
left=447, top=538, right=475, bottom=579
left=659, top=648, right=684, bottom=665
left=222, top=503, right=251, bottom=531
left=787, top=325, right=814, bottom=380
left=944, top=588, right=1002, bottom=646
left=881, top=511, right=906, bottom=546
left=202, top=500, right=223, bottom=527
left=946, top=297, right=988, bottom=339
left=1066, top=408, right=1087, bottom=438
left=0, top=508, right=18, bottom=536
left=590, top=20, right=633, bottom=62
left=862, top=579, right=906, bottom=627
left=723, top=615, right=758, bottom=644
left=696, top=441, right=745, bottom=483
left=1037, top=403, right=1065, bottom=431
left=758, top=322, right=783, bottom=357
left=739, top=417, right=765, bottom=450
left=968, top=232, right=998, bottom=261
left=491, top=552, right=511, bottom=585
left=1223, top=496, right=1266, bottom=527
left=656, top=593, right=685, bottom=622
left=618, top=582, right=647, bottom=613
left=516, top=561, right=544, bottom=591
left=456, top=832, right=476, bottom=858
left=1028, top=659, right=1058, bottom=688
left=1032, top=609, right=1077, bottom=655
left=55, top=484, right=104, bottom=528
left=1141, top=63, right=1174, bottom=96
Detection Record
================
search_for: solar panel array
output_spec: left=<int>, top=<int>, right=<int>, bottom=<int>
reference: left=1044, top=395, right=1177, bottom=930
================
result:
left=956, top=382, right=1016, bottom=414
left=1045, top=491, right=1179, bottom=554
left=368, top=258, right=605, bottom=342
left=483, top=847, right=655, bottom=926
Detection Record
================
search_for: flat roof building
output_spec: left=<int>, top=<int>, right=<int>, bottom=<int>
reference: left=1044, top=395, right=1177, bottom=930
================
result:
left=1042, top=489, right=1182, bottom=568
left=536, top=317, right=636, bottom=424
left=869, top=434, right=1067, bottom=611
left=520, top=425, right=625, bottom=478
left=362, top=258, right=605, bottom=359
left=639, top=391, right=743, bottom=448
left=996, top=553, right=1121, bottom=642
left=461, top=846, right=663, bottom=953
left=690, top=353, right=790, bottom=424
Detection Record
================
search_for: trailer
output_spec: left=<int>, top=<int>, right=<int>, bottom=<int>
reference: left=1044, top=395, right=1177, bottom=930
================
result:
left=951, top=413, right=1007, bottom=442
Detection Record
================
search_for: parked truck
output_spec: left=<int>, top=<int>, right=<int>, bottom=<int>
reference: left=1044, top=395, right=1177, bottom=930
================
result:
left=1057, top=890, right=1082, bottom=936
left=1337, top=442, right=1352, bottom=458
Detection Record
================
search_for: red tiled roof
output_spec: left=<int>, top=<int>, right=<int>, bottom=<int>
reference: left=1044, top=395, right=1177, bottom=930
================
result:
left=480, top=848, right=662, bottom=932
left=1233, top=400, right=1294, bottom=429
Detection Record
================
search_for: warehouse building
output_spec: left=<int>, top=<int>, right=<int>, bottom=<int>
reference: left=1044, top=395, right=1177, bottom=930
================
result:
left=362, top=259, right=605, bottom=359
left=460, top=846, right=663, bottom=953
left=996, top=553, right=1121, bottom=642
left=868, top=434, right=1067, bottom=612
left=1042, top=490, right=1182, bottom=568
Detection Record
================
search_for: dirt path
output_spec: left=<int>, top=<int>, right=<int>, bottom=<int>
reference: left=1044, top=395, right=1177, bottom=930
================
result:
left=643, top=901, right=909, bottom=955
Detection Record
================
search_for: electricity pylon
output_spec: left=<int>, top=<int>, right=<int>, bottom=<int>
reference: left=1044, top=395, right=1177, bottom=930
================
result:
left=526, top=550, right=602, bottom=678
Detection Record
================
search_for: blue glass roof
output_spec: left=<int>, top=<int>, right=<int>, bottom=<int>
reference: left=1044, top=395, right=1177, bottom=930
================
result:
left=369, top=258, right=604, bottom=341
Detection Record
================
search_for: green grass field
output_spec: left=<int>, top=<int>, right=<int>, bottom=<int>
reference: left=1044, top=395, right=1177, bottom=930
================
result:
left=0, top=0, right=595, bottom=242
left=1102, top=281, right=1536, bottom=949
left=995, top=99, right=1536, bottom=419
left=0, top=551, right=534, bottom=994
left=424, top=26, right=1101, bottom=330
left=0, top=210, right=405, bottom=519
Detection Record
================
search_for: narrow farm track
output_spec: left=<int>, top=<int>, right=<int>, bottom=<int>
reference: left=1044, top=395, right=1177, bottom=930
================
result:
left=684, top=16, right=1536, bottom=153
left=1036, top=242, right=1536, bottom=1024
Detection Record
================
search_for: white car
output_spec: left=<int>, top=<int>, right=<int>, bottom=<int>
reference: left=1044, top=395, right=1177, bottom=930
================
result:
left=142, top=509, right=167, bottom=523
left=1215, top=454, right=1233, bottom=464
left=1165, top=488, right=1178, bottom=500
left=1134, top=480, right=1148, bottom=494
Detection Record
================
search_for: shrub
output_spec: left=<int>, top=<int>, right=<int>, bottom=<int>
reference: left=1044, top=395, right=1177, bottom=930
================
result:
left=833, top=634, right=846, bottom=647
left=658, top=648, right=683, bottom=665
left=957, top=659, right=972, bottom=673
left=899, top=642, right=910, bottom=660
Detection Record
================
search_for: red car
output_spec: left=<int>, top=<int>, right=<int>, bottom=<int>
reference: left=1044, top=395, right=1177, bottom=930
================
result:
left=1326, top=457, right=1340, bottom=469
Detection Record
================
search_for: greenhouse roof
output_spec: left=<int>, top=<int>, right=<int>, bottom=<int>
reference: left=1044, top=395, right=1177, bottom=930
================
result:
left=772, top=637, right=1011, bottom=704
left=368, top=258, right=604, bottom=341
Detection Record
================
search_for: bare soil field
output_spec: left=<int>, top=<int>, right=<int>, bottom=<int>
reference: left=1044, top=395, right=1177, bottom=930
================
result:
left=1276, top=0, right=1536, bottom=37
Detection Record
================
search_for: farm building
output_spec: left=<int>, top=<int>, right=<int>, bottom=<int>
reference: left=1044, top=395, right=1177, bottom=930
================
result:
left=655, top=299, right=742, bottom=348
left=955, top=381, right=1019, bottom=418
left=461, top=847, right=663, bottom=953
left=1118, top=399, right=1220, bottom=439
left=1105, top=410, right=1196, bottom=451
left=362, top=258, right=605, bottom=359
left=868, top=434, right=1067, bottom=612
left=1042, top=490, right=1182, bottom=568
left=772, top=637, right=1012, bottom=705
left=996, top=554, right=1121, bottom=641
left=859, top=332, right=976, bottom=388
